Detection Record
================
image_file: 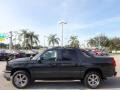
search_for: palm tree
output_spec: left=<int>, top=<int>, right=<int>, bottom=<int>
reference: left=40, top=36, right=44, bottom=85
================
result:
left=48, top=34, right=60, bottom=47
left=29, top=32, right=39, bottom=49
left=68, top=36, right=79, bottom=48
left=19, top=30, right=30, bottom=49
left=19, top=30, right=39, bottom=49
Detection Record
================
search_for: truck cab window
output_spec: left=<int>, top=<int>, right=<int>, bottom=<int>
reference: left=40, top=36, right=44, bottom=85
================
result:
left=62, top=49, right=77, bottom=61
left=42, top=50, right=57, bottom=61
left=82, top=50, right=92, bottom=57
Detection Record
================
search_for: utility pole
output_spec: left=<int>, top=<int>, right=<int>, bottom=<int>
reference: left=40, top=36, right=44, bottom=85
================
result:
left=44, top=35, right=47, bottom=48
left=44, top=35, right=46, bottom=48
left=13, top=31, right=19, bottom=50
left=9, top=31, right=13, bottom=50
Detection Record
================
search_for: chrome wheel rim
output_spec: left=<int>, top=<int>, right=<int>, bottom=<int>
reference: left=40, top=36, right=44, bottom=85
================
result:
left=87, top=74, right=100, bottom=87
left=14, top=73, right=28, bottom=87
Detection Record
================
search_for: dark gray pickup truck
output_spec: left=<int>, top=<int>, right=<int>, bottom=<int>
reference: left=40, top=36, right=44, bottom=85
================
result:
left=4, top=47, right=117, bottom=89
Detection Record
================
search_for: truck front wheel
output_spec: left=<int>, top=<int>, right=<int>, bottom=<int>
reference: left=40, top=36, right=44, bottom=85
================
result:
left=12, top=71, right=30, bottom=89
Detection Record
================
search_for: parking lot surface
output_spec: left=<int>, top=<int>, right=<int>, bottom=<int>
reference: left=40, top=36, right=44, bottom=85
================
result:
left=0, top=55, right=120, bottom=90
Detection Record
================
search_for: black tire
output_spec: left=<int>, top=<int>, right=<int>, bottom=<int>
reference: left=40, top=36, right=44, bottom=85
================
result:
left=84, top=71, right=101, bottom=89
left=12, top=71, right=31, bottom=89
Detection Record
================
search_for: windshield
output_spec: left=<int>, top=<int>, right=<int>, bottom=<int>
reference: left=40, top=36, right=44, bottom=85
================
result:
left=31, top=51, right=43, bottom=60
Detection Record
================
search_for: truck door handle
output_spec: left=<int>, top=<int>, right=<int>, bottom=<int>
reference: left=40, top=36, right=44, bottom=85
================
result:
left=61, top=63, right=77, bottom=66
left=49, top=63, right=56, bottom=66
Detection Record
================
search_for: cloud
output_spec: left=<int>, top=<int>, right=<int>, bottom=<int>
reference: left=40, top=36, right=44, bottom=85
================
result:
left=65, top=16, right=120, bottom=32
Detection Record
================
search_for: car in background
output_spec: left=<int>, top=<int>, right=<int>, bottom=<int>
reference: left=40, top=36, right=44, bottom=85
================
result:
left=0, top=50, right=9, bottom=61
left=24, top=50, right=38, bottom=57
left=7, top=50, right=38, bottom=60
left=8, top=51, right=26, bottom=60
left=0, top=49, right=39, bottom=61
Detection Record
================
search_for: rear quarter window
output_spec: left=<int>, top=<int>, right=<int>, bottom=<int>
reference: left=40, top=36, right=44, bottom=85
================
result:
left=81, top=50, right=92, bottom=58
left=62, top=49, right=78, bottom=61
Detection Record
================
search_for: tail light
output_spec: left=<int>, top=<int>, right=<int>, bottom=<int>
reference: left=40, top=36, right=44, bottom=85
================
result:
left=112, top=58, right=116, bottom=67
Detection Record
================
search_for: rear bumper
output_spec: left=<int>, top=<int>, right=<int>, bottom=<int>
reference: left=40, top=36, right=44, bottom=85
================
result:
left=3, top=71, right=11, bottom=81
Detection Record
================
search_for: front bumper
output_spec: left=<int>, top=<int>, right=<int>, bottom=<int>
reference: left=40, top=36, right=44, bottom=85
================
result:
left=3, top=71, right=11, bottom=81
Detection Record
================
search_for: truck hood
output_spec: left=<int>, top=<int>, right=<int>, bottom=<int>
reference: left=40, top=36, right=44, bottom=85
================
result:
left=8, top=57, right=31, bottom=64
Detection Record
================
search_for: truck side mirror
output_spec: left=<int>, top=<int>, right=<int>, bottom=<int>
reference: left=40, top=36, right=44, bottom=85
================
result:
left=30, top=56, right=33, bottom=59
left=38, top=60, right=41, bottom=63
left=38, top=57, right=43, bottom=63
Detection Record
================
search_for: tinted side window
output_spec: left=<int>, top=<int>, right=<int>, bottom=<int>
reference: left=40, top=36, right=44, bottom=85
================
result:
left=42, top=50, right=57, bottom=61
left=62, top=49, right=77, bottom=61
left=81, top=50, right=92, bottom=57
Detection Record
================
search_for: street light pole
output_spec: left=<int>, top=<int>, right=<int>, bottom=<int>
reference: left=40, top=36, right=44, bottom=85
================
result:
left=59, top=20, right=67, bottom=47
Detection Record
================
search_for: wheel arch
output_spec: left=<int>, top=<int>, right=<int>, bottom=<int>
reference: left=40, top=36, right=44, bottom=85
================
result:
left=84, top=68, right=103, bottom=79
left=11, top=68, right=31, bottom=77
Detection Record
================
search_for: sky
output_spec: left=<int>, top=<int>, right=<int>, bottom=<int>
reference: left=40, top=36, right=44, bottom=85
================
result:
left=0, top=0, right=120, bottom=45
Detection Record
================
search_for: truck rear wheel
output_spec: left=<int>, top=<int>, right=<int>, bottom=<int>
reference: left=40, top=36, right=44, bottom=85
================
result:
left=84, top=71, right=101, bottom=89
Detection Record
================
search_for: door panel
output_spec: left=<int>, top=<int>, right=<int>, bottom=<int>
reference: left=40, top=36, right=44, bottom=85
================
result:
left=29, top=49, right=60, bottom=79
left=56, top=61, right=80, bottom=78
left=56, top=49, right=81, bottom=78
